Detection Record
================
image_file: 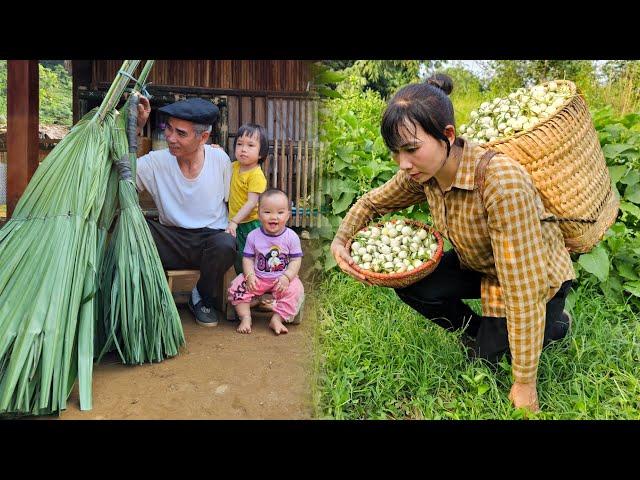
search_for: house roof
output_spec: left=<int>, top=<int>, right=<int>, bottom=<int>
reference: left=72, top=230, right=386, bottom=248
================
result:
left=0, top=124, right=70, bottom=149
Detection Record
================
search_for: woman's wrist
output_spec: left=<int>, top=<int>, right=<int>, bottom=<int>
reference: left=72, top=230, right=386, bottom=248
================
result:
left=229, top=219, right=238, bottom=226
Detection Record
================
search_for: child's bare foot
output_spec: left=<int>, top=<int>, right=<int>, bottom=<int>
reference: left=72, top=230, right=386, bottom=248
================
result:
left=269, top=315, right=288, bottom=335
left=237, top=316, right=252, bottom=334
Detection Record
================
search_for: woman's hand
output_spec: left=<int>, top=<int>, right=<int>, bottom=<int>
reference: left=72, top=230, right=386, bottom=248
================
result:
left=225, top=220, right=237, bottom=237
left=136, top=94, right=151, bottom=131
left=331, top=238, right=371, bottom=285
left=509, top=381, right=540, bottom=414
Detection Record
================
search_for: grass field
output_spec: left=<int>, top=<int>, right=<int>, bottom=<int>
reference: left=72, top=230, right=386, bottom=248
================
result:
left=312, top=271, right=640, bottom=420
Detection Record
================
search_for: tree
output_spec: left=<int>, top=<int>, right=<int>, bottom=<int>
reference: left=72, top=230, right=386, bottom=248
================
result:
left=345, top=60, right=431, bottom=99
left=0, top=61, right=73, bottom=126
left=38, top=63, right=72, bottom=125
left=488, top=60, right=597, bottom=94
left=0, top=61, right=6, bottom=125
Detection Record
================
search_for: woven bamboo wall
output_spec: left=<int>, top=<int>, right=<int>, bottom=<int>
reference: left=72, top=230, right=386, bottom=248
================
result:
left=91, top=60, right=312, bottom=93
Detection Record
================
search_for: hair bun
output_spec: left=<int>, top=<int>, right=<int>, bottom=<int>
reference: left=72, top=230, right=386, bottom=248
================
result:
left=426, top=73, right=453, bottom=96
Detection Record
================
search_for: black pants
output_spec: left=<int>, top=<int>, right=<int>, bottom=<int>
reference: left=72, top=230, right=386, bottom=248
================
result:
left=395, top=250, right=573, bottom=364
left=146, top=219, right=236, bottom=310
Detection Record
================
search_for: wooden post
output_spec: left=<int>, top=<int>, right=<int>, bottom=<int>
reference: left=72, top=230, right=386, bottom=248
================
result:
left=7, top=60, right=39, bottom=218
left=71, top=60, right=92, bottom=124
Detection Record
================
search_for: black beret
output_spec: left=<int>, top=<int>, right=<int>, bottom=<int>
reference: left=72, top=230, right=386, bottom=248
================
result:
left=158, top=98, right=220, bottom=125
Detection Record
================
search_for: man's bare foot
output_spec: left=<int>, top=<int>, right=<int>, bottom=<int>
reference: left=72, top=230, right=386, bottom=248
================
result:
left=237, top=316, right=252, bottom=334
left=269, top=315, right=288, bottom=335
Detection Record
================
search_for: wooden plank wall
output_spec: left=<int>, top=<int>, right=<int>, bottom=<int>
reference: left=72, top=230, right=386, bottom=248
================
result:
left=91, top=60, right=312, bottom=94
left=225, top=96, right=321, bottom=228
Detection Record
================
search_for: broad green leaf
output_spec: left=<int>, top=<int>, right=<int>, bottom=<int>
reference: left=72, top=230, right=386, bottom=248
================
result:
left=317, top=86, right=342, bottom=99
left=601, top=276, right=624, bottom=304
left=411, top=211, right=432, bottom=224
left=608, top=165, right=628, bottom=184
left=343, top=112, right=358, bottom=130
left=332, top=191, right=356, bottom=215
left=332, top=178, right=359, bottom=194
left=335, top=145, right=354, bottom=164
left=478, top=384, right=490, bottom=395
left=603, top=124, right=625, bottom=139
left=624, top=183, right=640, bottom=204
left=577, top=246, right=609, bottom=283
left=324, top=252, right=338, bottom=271
left=327, top=214, right=344, bottom=229
left=621, top=113, right=640, bottom=128
left=623, top=281, right=640, bottom=298
left=315, top=70, right=347, bottom=84
left=621, top=169, right=640, bottom=186
left=602, top=143, right=635, bottom=159
left=608, top=222, right=627, bottom=236
left=616, top=262, right=639, bottom=281
left=332, top=156, right=349, bottom=172
left=360, top=165, right=374, bottom=179
left=620, top=201, right=640, bottom=219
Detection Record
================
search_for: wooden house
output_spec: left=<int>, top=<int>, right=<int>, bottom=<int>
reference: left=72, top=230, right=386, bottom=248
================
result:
left=2, top=60, right=323, bottom=229
left=73, top=60, right=322, bottom=229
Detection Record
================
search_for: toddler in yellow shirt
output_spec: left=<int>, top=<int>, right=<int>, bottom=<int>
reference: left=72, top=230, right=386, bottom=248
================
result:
left=226, top=123, right=268, bottom=274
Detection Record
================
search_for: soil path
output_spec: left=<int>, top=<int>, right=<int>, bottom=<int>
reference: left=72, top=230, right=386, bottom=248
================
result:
left=58, top=301, right=315, bottom=420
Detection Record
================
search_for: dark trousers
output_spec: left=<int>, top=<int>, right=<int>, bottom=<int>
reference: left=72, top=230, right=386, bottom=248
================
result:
left=394, top=250, right=573, bottom=364
left=146, top=219, right=236, bottom=310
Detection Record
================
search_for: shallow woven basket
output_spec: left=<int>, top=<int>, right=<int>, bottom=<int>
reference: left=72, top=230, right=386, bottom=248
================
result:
left=481, top=80, right=619, bottom=253
left=345, top=220, right=444, bottom=289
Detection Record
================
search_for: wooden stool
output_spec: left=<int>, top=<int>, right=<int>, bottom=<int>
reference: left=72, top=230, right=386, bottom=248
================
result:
left=165, top=267, right=236, bottom=320
left=165, top=268, right=303, bottom=325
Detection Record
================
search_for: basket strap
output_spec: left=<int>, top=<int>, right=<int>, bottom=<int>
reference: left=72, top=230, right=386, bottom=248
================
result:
left=474, top=149, right=498, bottom=204
left=474, top=149, right=597, bottom=224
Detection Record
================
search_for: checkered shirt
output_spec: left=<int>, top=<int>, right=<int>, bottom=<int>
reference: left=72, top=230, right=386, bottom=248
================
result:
left=335, top=140, right=575, bottom=383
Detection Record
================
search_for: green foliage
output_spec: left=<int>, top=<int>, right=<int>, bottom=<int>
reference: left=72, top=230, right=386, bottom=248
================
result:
left=38, top=64, right=72, bottom=125
left=312, top=59, right=640, bottom=419
left=314, top=74, right=433, bottom=271
left=0, top=61, right=72, bottom=127
left=569, top=106, right=640, bottom=311
left=313, top=271, right=640, bottom=419
left=0, top=61, right=6, bottom=125
left=592, top=61, right=640, bottom=114
left=488, top=60, right=597, bottom=95
left=442, top=64, right=493, bottom=126
left=343, top=60, right=434, bottom=100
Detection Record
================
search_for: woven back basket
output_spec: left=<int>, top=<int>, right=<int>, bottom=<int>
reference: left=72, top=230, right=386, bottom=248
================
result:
left=482, top=80, right=619, bottom=253
left=345, top=220, right=444, bottom=289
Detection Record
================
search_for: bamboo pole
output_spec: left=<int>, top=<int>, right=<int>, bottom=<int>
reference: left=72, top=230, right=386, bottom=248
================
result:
left=312, top=100, right=321, bottom=227
left=264, top=99, right=271, bottom=180
left=310, top=138, right=316, bottom=230
left=280, top=100, right=285, bottom=191
left=302, top=139, right=309, bottom=229
left=272, top=99, right=278, bottom=189
left=287, top=139, right=293, bottom=226
left=315, top=140, right=322, bottom=228
left=296, top=140, right=302, bottom=228
left=279, top=103, right=285, bottom=192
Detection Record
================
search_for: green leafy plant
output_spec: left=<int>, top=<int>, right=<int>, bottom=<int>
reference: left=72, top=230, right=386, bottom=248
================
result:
left=571, top=106, right=640, bottom=312
left=314, top=75, right=433, bottom=271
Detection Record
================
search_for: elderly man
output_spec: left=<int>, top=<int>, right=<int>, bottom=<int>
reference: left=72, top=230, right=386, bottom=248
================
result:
left=136, top=96, right=235, bottom=327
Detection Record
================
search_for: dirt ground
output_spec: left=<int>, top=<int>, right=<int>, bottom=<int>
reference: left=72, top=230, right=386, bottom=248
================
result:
left=57, top=297, right=315, bottom=420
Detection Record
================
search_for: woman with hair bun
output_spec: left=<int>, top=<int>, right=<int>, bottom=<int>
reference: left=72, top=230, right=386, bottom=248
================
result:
left=331, top=73, right=575, bottom=413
